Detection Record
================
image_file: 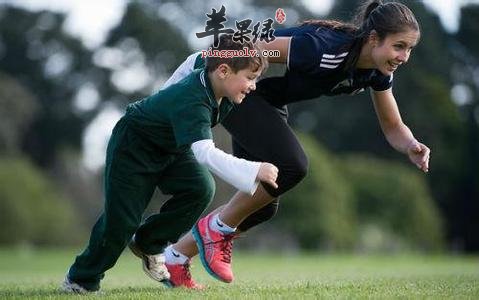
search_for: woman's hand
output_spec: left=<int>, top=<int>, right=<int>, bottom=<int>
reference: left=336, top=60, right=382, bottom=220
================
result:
left=407, top=140, right=430, bottom=172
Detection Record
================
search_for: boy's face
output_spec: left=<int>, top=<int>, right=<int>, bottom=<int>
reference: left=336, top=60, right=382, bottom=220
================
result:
left=221, top=66, right=262, bottom=104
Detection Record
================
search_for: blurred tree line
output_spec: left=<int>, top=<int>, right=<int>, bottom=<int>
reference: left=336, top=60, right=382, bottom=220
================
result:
left=0, top=1, right=477, bottom=252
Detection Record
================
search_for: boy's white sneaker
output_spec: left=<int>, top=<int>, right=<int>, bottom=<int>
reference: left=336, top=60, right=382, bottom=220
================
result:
left=128, top=235, right=171, bottom=285
left=60, top=276, right=97, bottom=294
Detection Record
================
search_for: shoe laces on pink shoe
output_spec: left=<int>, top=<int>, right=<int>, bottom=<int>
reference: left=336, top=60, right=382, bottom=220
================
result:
left=207, top=233, right=236, bottom=263
left=167, top=260, right=204, bottom=289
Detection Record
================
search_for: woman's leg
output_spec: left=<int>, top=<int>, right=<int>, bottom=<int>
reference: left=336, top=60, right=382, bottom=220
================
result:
left=218, top=93, right=308, bottom=226
left=186, top=94, right=308, bottom=282
left=172, top=93, right=307, bottom=260
left=173, top=187, right=276, bottom=257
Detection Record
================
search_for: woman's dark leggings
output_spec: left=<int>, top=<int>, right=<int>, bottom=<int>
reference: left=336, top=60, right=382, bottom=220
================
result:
left=221, top=93, right=308, bottom=232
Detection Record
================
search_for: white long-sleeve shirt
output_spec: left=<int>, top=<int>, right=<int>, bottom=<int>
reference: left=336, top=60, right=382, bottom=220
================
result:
left=191, top=139, right=260, bottom=195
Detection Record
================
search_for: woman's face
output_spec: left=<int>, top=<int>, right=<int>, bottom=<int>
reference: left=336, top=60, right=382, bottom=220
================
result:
left=371, top=29, right=420, bottom=76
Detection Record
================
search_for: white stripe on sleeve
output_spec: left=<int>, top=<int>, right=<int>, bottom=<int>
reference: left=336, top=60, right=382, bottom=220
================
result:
left=321, top=58, right=344, bottom=64
left=191, top=139, right=261, bottom=195
left=286, top=37, right=292, bottom=70
left=335, top=52, right=348, bottom=58
left=319, top=63, right=340, bottom=69
left=322, top=53, right=336, bottom=59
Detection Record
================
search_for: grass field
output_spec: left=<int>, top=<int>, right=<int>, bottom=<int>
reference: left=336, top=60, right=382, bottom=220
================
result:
left=0, top=248, right=478, bottom=299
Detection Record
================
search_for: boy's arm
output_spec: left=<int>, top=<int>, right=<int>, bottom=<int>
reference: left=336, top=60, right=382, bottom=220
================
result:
left=191, top=139, right=261, bottom=195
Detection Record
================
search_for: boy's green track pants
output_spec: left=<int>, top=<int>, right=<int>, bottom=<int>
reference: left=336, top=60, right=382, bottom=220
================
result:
left=68, top=117, right=215, bottom=290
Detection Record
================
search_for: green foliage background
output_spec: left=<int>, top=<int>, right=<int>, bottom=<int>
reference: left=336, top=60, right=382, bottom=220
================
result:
left=0, top=0, right=477, bottom=251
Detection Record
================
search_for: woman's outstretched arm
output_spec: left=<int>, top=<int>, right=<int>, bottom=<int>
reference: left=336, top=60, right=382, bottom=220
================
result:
left=371, top=88, right=430, bottom=172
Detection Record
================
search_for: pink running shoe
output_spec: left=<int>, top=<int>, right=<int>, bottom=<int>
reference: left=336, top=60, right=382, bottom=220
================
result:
left=166, top=260, right=204, bottom=289
left=192, top=213, right=234, bottom=283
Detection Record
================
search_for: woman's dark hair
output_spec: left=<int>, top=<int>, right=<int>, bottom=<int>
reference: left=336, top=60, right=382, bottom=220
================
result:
left=302, top=0, right=420, bottom=70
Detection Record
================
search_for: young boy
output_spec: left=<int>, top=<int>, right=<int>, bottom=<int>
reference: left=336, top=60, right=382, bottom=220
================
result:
left=61, top=34, right=277, bottom=293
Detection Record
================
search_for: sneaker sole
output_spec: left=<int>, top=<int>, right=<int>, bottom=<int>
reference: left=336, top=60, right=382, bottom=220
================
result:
left=128, top=242, right=172, bottom=288
left=192, top=224, right=230, bottom=283
left=142, top=264, right=173, bottom=288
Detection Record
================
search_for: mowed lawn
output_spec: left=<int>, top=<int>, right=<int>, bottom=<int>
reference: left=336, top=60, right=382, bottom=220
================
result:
left=0, top=248, right=477, bottom=299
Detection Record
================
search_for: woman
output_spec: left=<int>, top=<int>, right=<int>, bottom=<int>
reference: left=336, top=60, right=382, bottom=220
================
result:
left=132, top=0, right=431, bottom=288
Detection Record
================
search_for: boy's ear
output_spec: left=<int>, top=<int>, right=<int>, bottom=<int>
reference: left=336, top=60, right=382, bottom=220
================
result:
left=217, top=64, right=231, bottom=79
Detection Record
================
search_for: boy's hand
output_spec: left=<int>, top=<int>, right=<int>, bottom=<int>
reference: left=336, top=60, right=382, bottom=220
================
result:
left=257, top=163, right=279, bottom=189
left=407, top=140, right=430, bottom=173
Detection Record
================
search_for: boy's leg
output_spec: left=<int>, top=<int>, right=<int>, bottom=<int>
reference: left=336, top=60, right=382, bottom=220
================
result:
left=134, top=150, right=215, bottom=255
left=67, top=125, right=157, bottom=291
left=67, top=173, right=156, bottom=291
left=131, top=151, right=214, bottom=288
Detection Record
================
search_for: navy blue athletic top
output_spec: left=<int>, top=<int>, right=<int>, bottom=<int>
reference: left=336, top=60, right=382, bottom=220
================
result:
left=257, top=24, right=393, bottom=106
